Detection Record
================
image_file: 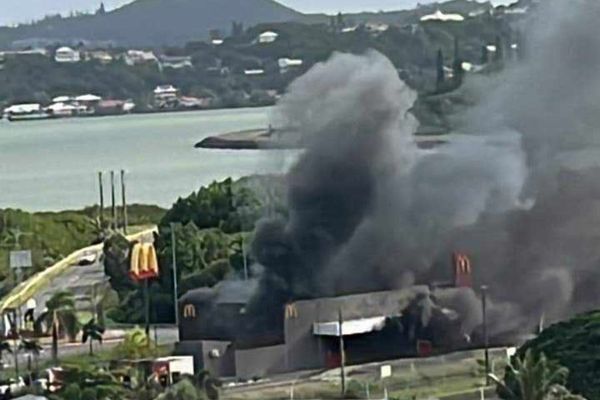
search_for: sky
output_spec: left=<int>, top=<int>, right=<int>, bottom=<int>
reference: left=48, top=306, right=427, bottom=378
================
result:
left=0, top=0, right=515, bottom=26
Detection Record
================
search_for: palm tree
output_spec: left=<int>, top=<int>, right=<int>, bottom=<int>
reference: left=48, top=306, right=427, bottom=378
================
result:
left=82, top=319, right=105, bottom=356
left=18, top=339, right=42, bottom=376
left=115, top=328, right=155, bottom=360
left=34, top=291, right=80, bottom=365
left=492, top=350, right=586, bottom=400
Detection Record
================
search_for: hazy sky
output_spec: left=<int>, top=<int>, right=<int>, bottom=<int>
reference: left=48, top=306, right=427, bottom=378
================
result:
left=0, top=0, right=514, bottom=26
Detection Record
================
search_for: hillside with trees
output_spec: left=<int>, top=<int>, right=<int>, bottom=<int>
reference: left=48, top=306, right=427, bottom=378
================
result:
left=0, top=0, right=303, bottom=47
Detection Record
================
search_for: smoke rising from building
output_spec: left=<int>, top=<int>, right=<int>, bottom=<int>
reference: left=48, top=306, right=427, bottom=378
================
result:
left=250, top=0, right=600, bottom=338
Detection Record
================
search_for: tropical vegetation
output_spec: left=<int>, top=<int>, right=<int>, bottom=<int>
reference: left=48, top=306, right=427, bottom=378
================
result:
left=103, top=176, right=284, bottom=324
left=495, top=350, right=585, bottom=400
left=81, top=318, right=105, bottom=356
left=503, top=311, right=600, bottom=400
left=34, top=291, right=79, bottom=364
left=0, top=205, right=165, bottom=299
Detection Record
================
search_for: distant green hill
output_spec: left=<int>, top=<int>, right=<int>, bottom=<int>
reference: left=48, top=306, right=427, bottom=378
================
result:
left=0, top=0, right=496, bottom=48
left=0, top=0, right=304, bottom=47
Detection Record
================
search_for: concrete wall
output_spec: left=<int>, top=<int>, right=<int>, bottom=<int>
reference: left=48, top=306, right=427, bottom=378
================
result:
left=174, top=340, right=235, bottom=377
left=235, top=344, right=287, bottom=380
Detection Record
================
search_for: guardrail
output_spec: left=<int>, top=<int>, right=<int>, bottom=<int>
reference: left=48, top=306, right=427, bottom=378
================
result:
left=0, top=227, right=157, bottom=313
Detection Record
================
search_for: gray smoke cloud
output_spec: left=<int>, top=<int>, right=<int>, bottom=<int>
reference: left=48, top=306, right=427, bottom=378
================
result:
left=250, top=0, right=600, bottom=338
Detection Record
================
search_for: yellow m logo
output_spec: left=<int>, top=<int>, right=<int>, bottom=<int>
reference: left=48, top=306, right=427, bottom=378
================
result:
left=183, top=304, right=197, bottom=319
left=285, top=304, right=298, bottom=319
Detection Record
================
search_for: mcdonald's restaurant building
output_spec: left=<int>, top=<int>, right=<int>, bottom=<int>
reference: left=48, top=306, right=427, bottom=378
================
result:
left=175, top=282, right=448, bottom=379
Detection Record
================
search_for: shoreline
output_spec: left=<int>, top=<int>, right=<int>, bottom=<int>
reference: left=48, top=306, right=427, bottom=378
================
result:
left=2, top=102, right=275, bottom=123
left=196, top=128, right=448, bottom=151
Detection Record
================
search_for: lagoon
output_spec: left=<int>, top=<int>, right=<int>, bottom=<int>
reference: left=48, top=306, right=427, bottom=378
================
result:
left=0, top=108, right=293, bottom=211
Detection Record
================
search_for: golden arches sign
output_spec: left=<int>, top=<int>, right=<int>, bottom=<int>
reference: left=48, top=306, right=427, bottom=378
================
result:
left=130, top=242, right=159, bottom=281
left=285, top=304, right=298, bottom=319
left=183, top=304, right=197, bottom=319
left=453, top=252, right=471, bottom=275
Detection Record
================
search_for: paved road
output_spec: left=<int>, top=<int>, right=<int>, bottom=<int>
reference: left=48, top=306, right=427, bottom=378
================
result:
left=2, top=326, right=179, bottom=370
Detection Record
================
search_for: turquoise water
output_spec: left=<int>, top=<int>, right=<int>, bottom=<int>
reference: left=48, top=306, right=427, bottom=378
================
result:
left=0, top=108, right=293, bottom=211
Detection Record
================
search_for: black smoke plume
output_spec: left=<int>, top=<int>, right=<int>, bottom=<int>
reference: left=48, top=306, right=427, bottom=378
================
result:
left=250, top=0, right=600, bottom=338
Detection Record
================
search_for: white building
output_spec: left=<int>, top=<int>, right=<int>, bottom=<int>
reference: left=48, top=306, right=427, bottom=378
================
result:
left=75, top=94, right=102, bottom=103
left=158, top=55, right=193, bottom=70
left=154, top=85, right=178, bottom=97
left=55, top=47, right=81, bottom=63
left=278, top=58, right=303, bottom=73
left=258, top=31, right=279, bottom=44
left=244, top=69, right=265, bottom=76
left=420, top=10, right=465, bottom=22
left=124, top=50, right=158, bottom=66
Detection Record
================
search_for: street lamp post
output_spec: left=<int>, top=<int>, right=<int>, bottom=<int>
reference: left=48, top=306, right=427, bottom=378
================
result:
left=171, top=223, right=179, bottom=330
left=481, top=285, right=490, bottom=385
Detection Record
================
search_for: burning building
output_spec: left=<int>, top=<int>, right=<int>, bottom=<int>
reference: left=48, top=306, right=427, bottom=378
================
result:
left=176, top=258, right=476, bottom=379
left=180, top=0, right=600, bottom=379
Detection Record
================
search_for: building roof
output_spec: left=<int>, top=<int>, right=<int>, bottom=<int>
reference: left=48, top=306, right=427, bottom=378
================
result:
left=244, top=69, right=265, bottom=76
left=420, top=10, right=465, bottom=22
left=181, top=280, right=258, bottom=305
left=259, top=31, right=279, bottom=38
left=56, top=46, right=76, bottom=53
left=154, top=85, right=178, bottom=94
left=52, top=96, right=73, bottom=103
left=4, top=103, right=41, bottom=113
left=76, top=94, right=102, bottom=102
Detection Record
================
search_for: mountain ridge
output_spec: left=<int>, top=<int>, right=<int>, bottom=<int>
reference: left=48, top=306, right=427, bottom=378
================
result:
left=0, top=0, right=304, bottom=47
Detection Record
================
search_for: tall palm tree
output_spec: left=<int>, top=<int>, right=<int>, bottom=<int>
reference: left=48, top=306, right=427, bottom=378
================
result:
left=493, top=350, right=587, bottom=400
left=18, top=339, right=42, bottom=376
left=34, top=291, right=80, bottom=365
left=82, top=319, right=105, bottom=356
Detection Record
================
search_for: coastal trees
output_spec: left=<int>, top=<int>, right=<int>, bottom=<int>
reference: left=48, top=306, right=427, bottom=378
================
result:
left=35, top=291, right=79, bottom=364
left=104, top=177, right=275, bottom=324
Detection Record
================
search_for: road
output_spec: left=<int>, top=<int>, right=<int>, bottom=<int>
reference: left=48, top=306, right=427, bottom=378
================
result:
left=1, top=326, right=179, bottom=370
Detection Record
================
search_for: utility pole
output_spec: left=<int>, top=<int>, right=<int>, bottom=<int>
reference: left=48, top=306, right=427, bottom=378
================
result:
left=98, top=172, right=105, bottom=227
left=144, top=279, right=151, bottom=337
left=120, top=170, right=128, bottom=235
left=338, top=309, right=346, bottom=398
left=242, top=235, right=249, bottom=281
left=171, top=223, right=179, bottom=330
left=481, top=285, right=490, bottom=385
left=110, top=171, right=117, bottom=230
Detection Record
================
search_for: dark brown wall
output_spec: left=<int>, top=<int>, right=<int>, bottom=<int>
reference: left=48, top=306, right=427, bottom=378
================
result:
left=283, top=287, right=429, bottom=371
left=235, top=344, right=288, bottom=380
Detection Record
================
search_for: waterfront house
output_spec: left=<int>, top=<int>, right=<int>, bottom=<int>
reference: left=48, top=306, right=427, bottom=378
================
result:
left=258, top=31, right=279, bottom=44
left=54, top=47, right=81, bottom=63
left=154, top=85, right=179, bottom=108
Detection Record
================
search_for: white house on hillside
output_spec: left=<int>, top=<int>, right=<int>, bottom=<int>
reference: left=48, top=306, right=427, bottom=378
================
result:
left=258, top=31, right=279, bottom=44
left=124, top=50, right=158, bottom=66
left=278, top=58, right=303, bottom=73
left=55, top=47, right=81, bottom=63
left=420, top=10, right=465, bottom=22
